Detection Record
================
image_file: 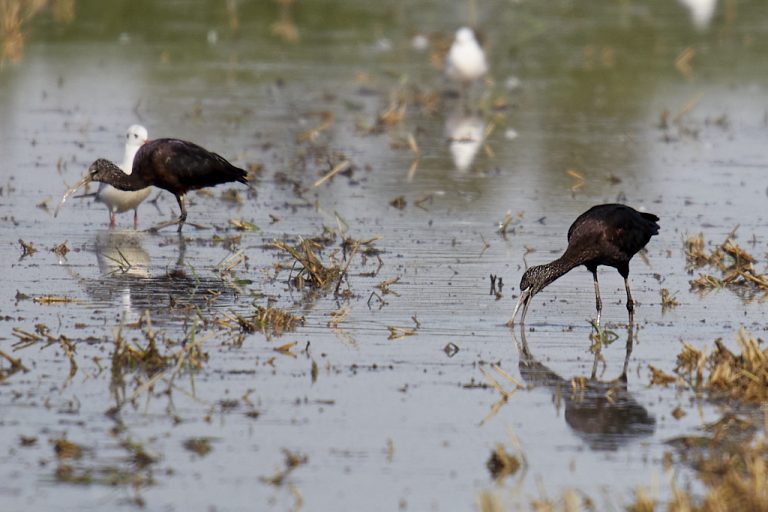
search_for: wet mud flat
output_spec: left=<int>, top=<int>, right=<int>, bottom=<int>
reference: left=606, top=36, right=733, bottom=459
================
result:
left=2, top=1, right=768, bottom=511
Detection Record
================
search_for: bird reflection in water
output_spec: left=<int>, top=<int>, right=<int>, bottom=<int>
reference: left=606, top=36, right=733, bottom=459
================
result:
left=445, top=108, right=486, bottom=173
left=678, top=0, right=718, bottom=30
left=82, top=231, right=238, bottom=323
left=92, top=230, right=151, bottom=323
left=514, top=327, right=655, bottom=451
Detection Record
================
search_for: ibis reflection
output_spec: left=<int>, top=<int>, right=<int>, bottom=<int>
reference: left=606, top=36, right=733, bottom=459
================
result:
left=515, top=327, right=655, bottom=451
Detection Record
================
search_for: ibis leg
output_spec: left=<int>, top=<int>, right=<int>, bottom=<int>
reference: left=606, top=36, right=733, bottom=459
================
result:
left=146, top=194, right=188, bottom=233
left=592, top=271, right=602, bottom=326
left=621, top=323, right=634, bottom=380
left=624, top=277, right=635, bottom=326
left=175, top=195, right=187, bottom=233
left=110, top=211, right=116, bottom=228
left=133, top=208, right=139, bottom=228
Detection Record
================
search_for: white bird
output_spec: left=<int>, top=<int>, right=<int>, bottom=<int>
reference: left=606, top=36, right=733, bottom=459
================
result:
left=445, top=27, right=488, bottom=86
left=96, top=124, right=151, bottom=227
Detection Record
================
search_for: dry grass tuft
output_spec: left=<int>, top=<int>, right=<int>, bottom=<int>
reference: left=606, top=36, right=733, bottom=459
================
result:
left=486, top=444, right=521, bottom=482
left=660, top=288, right=679, bottom=309
left=53, top=438, right=83, bottom=460
left=219, top=305, right=305, bottom=341
left=654, top=329, right=768, bottom=404
left=260, top=448, right=308, bottom=487
left=684, top=233, right=768, bottom=293
left=112, top=323, right=170, bottom=376
left=272, top=238, right=342, bottom=290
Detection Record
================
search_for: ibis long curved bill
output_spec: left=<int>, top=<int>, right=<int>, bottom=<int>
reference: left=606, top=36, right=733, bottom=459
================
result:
left=54, top=174, right=93, bottom=218
left=507, top=287, right=531, bottom=327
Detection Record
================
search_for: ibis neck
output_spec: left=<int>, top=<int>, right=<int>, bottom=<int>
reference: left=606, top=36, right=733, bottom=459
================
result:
left=100, top=165, right=148, bottom=191
left=535, top=253, right=584, bottom=292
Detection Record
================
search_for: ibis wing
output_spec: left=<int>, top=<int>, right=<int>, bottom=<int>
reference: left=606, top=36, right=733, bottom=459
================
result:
left=567, top=204, right=659, bottom=258
left=136, top=139, right=247, bottom=193
left=606, top=207, right=660, bottom=257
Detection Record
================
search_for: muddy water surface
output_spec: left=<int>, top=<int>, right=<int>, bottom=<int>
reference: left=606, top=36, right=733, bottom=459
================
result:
left=1, top=1, right=768, bottom=510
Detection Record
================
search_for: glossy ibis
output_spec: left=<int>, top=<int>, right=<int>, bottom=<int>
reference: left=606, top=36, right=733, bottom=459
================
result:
left=445, top=27, right=488, bottom=86
left=96, top=124, right=151, bottom=227
left=57, top=138, right=248, bottom=232
left=509, top=204, right=659, bottom=327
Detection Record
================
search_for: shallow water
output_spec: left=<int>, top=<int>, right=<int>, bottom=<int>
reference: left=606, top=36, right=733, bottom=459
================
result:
left=2, top=0, right=768, bottom=510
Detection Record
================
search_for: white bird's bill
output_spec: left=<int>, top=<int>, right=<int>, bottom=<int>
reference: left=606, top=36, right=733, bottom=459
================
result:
left=54, top=174, right=93, bottom=218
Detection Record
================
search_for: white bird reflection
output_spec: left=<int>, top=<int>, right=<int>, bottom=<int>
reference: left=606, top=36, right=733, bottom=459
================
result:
left=95, top=230, right=151, bottom=322
left=445, top=110, right=485, bottom=173
left=82, top=232, right=238, bottom=323
left=678, top=0, right=718, bottom=30
left=95, top=230, right=150, bottom=278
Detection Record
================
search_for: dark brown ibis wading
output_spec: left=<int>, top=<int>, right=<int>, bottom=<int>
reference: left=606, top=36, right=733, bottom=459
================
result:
left=509, top=204, right=659, bottom=327
left=56, top=138, right=249, bottom=232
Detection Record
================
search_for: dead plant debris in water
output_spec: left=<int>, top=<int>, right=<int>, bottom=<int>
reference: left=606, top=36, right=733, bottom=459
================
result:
left=649, top=329, right=768, bottom=404
left=112, top=322, right=171, bottom=376
left=0, top=347, right=29, bottom=381
left=18, top=238, right=35, bottom=257
left=110, top=312, right=209, bottom=411
left=479, top=365, right=524, bottom=425
left=486, top=444, right=521, bottom=482
left=684, top=232, right=768, bottom=294
left=387, top=315, right=420, bottom=340
left=272, top=233, right=379, bottom=296
left=272, top=238, right=342, bottom=290
left=628, top=412, right=768, bottom=512
left=261, top=449, right=308, bottom=487
left=53, top=436, right=157, bottom=494
left=32, top=295, right=76, bottom=305
left=183, top=438, right=213, bottom=457
left=660, top=288, right=679, bottom=310
left=219, top=305, right=304, bottom=340
left=51, top=240, right=69, bottom=257
left=53, top=438, right=84, bottom=460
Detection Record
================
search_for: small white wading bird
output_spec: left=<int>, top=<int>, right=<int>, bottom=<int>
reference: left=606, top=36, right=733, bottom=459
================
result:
left=445, top=27, right=488, bottom=87
left=97, top=124, right=152, bottom=227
